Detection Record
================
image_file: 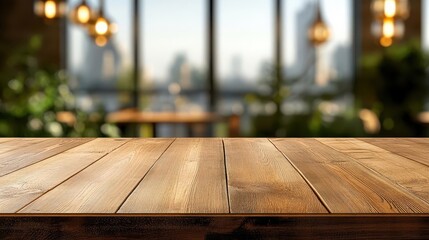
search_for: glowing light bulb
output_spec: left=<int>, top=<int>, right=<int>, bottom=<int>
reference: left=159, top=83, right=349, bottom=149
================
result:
left=382, top=18, right=395, bottom=38
left=384, top=0, right=396, bottom=18
left=314, top=23, right=330, bottom=41
left=44, top=0, right=57, bottom=19
left=95, top=36, right=108, bottom=47
left=380, top=36, right=393, bottom=47
left=308, top=22, right=330, bottom=46
left=110, top=23, right=118, bottom=34
left=77, top=5, right=90, bottom=23
left=95, top=17, right=109, bottom=35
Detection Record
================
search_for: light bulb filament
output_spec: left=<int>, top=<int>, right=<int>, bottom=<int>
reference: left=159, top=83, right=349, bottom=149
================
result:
left=77, top=5, right=90, bottom=23
left=95, top=18, right=109, bottom=35
left=384, top=0, right=396, bottom=18
left=382, top=18, right=395, bottom=38
left=45, top=0, right=57, bottom=19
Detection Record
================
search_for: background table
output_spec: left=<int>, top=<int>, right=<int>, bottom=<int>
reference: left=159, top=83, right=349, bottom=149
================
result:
left=0, top=138, right=428, bottom=238
left=106, top=109, right=240, bottom=137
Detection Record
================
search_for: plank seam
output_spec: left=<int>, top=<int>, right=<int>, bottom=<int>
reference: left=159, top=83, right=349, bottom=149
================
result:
left=115, top=138, right=177, bottom=213
left=359, top=138, right=429, bottom=168
left=15, top=139, right=131, bottom=213
left=315, top=138, right=429, bottom=207
left=268, top=139, right=332, bottom=214
left=0, top=138, right=96, bottom=178
left=222, top=139, right=232, bottom=214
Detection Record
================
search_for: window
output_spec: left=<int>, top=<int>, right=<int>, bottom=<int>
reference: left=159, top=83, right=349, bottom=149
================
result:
left=66, top=0, right=356, bottom=136
left=217, top=0, right=274, bottom=133
left=141, top=0, right=207, bottom=113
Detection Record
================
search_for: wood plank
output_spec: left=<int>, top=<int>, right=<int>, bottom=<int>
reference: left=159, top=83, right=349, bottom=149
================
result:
left=317, top=138, right=429, bottom=204
left=223, top=138, right=327, bottom=213
left=19, top=139, right=174, bottom=213
left=361, top=138, right=429, bottom=167
left=0, top=138, right=49, bottom=154
left=361, top=138, right=429, bottom=152
left=0, top=138, right=93, bottom=177
left=0, top=139, right=129, bottom=213
left=118, top=138, right=228, bottom=213
left=404, top=138, right=429, bottom=146
left=271, top=138, right=429, bottom=213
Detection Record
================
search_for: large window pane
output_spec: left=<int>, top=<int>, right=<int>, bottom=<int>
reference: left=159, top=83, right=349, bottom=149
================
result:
left=217, top=0, right=274, bottom=134
left=141, top=0, right=207, bottom=112
left=218, top=0, right=273, bottom=89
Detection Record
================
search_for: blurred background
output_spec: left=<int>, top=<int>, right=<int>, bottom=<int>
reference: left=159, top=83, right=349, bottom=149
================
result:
left=1, top=0, right=429, bottom=138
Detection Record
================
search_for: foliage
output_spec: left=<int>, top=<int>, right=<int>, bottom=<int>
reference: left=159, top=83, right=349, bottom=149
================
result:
left=246, top=62, right=365, bottom=137
left=0, top=35, right=120, bottom=137
left=358, top=40, right=429, bottom=136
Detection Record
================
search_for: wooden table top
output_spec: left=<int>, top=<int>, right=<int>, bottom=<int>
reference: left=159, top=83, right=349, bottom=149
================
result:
left=0, top=138, right=429, bottom=214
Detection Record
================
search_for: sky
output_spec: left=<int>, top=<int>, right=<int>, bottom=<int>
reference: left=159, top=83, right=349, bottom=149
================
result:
left=69, top=0, right=354, bottom=83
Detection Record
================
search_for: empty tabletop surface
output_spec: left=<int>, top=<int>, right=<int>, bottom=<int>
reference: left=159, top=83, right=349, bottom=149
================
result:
left=0, top=138, right=429, bottom=214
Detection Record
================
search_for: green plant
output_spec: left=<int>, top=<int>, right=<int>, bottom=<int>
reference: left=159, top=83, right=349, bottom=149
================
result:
left=0, top=35, right=120, bottom=137
left=246, top=62, right=365, bottom=137
left=357, top=40, right=429, bottom=136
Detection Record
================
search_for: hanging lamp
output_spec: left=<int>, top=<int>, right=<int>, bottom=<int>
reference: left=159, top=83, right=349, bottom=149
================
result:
left=34, top=0, right=66, bottom=20
left=87, top=0, right=114, bottom=47
left=70, top=0, right=93, bottom=25
left=371, top=0, right=409, bottom=20
left=370, top=0, right=409, bottom=47
left=308, top=0, right=330, bottom=46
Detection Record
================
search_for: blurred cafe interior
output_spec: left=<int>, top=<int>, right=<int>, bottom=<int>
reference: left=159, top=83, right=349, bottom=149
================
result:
left=1, top=0, right=429, bottom=138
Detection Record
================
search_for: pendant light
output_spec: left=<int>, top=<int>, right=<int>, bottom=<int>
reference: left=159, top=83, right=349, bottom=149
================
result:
left=370, top=0, right=409, bottom=47
left=308, top=0, right=330, bottom=46
left=87, top=0, right=114, bottom=47
left=70, top=0, right=93, bottom=25
left=34, top=0, right=66, bottom=20
left=371, top=0, right=409, bottom=20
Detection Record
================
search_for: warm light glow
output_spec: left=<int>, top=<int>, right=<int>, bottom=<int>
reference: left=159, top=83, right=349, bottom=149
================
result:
left=382, top=18, right=395, bottom=38
left=314, top=23, right=330, bottom=41
left=95, top=17, right=109, bottom=35
left=384, top=0, right=396, bottom=18
left=95, top=36, right=108, bottom=47
left=359, top=109, right=381, bottom=134
left=372, top=0, right=384, bottom=13
left=380, top=36, right=393, bottom=47
left=44, top=0, right=57, bottom=19
left=110, top=23, right=118, bottom=34
left=309, top=22, right=330, bottom=45
left=76, top=5, right=90, bottom=23
left=34, top=1, right=44, bottom=16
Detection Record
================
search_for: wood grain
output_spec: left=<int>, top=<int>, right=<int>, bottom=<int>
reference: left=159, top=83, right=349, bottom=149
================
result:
left=0, top=138, right=428, bottom=216
left=0, top=138, right=93, bottom=177
left=0, top=138, right=49, bottom=154
left=224, top=138, right=327, bottom=213
left=19, top=139, right=174, bottom=213
left=118, top=138, right=228, bottom=213
left=271, top=138, right=429, bottom=213
left=0, top=139, right=129, bottom=213
left=0, top=138, right=13, bottom=144
left=361, top=138, right=429, bottom=167
left=318, top=138, right=429, bottom=204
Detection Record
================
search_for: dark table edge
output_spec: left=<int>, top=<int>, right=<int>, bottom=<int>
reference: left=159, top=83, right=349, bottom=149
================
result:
left=1, top=214, right=428, bottom=239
